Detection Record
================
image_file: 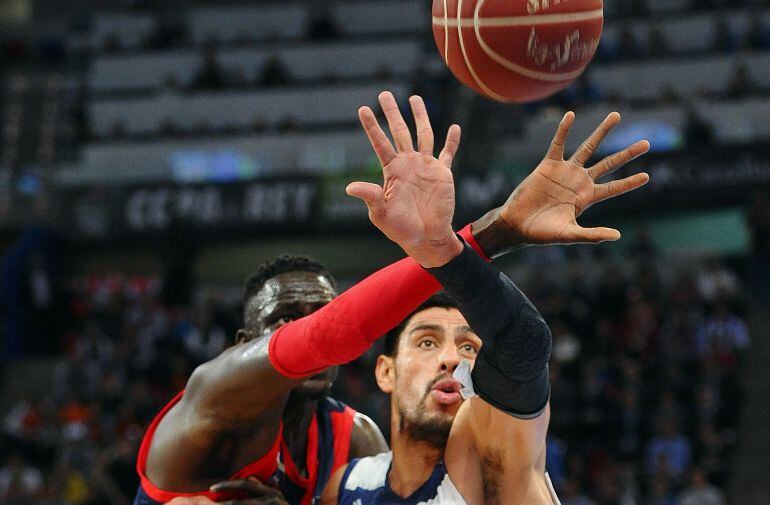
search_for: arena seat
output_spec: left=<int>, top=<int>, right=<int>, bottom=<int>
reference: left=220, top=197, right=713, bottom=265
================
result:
left=330, top=0, right=427, bottom=35
left=591, top=52, right=770, bottom=101
left=89, top=82, right=408, bottom=136
left=89, top=39, right=422, bottom=92
left=91, top=12, right=157, bottom=50
left=74, top=130, right=375, bottom=180
left=600, top=9, right=769, bottom=56
left=189, top=5, right=308, bottom=44
left=495, top=97, right=770, bottom=161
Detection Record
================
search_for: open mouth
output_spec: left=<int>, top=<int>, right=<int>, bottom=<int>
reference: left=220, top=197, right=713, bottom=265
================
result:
left=430, top=378, right=462, bottom=405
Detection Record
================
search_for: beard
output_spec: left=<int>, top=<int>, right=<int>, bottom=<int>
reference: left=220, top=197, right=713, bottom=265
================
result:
left=396, top=374, right=455, bottom=448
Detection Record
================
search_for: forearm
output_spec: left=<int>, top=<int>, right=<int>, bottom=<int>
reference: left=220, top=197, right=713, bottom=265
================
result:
left=269, top=225, right=486, bottom=378
left=427, top=241, right=552, bottom=418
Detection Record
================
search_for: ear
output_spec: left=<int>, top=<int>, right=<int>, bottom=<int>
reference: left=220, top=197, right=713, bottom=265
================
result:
left=235, top=328, right=254, bottom=344
left=375, top=355, right=395, bottom=394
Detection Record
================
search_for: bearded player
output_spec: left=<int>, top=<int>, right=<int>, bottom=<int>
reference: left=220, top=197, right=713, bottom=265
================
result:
left=159, top=92, right=649, bottom=505
left=317, top=95, right=649, bottom=504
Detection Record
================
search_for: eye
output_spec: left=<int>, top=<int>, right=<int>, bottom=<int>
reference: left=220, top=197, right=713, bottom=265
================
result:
left=418, top=339, right=437, bottom=349
left=459, top=343, right=478, bottom=356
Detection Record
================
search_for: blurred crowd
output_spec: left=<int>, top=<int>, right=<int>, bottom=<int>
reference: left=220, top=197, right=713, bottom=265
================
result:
left=0, top=233, right=754, bottom=505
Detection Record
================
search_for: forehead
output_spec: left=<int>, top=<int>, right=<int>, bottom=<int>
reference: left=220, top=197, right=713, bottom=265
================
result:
left=402, top=307, right=468, bottom=333
left=249, top=271, right=335, bottom=312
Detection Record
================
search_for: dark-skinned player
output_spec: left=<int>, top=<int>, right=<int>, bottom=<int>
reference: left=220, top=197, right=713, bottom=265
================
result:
left=136, top=91, right=648, bottom=505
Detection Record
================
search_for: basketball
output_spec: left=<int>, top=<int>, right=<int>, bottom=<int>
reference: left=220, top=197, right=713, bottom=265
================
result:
left=432, top=0, right=604, bottom=103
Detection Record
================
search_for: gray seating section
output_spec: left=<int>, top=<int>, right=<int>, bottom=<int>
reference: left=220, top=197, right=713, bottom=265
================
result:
left=496, top=97, right=770, bottom=161
left=89, top=39, right=423, bottom=92
left=59, top=130, right=375, bottom=185
left=600, top=9, right=770, bottom=55
left=590, top=52, right=770, bottom=101
left=90, top=13, right=157, bottom=49
left=89, top=82, right=408, bottom=136
left=189, top=5, right=308, bottom=44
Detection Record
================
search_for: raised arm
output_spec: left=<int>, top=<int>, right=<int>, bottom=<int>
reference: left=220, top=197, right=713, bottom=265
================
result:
left=145, top=91, right=478, bottom=491
left=471, top=111, right=650, bottom=257
left=351, top=98, right=650, bottom=504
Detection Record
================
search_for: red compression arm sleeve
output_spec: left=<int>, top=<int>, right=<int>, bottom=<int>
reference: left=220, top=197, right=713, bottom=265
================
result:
left=268, top=224, right=489, bottom=378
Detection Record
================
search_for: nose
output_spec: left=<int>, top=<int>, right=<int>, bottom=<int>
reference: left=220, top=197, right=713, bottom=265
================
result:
left=439, top=345, right=461, bottom=374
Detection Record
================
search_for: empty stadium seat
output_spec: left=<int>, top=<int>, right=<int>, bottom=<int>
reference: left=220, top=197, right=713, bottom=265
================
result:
left=89, top=82, right=408, bottom=136
left=89, top=39, right=422, bottom=92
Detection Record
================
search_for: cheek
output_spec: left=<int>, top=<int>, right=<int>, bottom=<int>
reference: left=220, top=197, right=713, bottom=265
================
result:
left=394, top=357, right=431, bottom=399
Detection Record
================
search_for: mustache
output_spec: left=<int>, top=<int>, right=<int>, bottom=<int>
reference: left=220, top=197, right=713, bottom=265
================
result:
left=422, top=372, right=454, bottom=400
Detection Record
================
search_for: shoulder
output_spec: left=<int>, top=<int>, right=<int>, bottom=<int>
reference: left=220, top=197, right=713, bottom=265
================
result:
left=320, top=464, right=348, bottom=505
left=320, top=453, right=392, bottom=505
left=341, top=452, right=392, bottom=493
left=349, top=412, right=389, bottom=458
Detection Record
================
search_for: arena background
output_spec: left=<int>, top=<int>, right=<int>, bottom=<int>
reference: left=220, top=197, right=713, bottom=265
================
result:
left=0, top=0, right=769, bottom=503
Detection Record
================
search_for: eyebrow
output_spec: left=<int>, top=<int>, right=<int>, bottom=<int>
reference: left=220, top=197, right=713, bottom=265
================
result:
left=408, top=323, right=445, bottom=336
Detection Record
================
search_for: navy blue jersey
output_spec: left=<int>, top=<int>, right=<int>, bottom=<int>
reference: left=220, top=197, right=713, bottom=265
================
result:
left=338, top=452, right=561, bottom=505
left=337, top=452, right=467, bottom=505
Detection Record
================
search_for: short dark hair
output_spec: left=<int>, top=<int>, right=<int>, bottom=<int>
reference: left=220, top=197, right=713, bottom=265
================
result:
left=383, top=292, right=459, bottom=357
left=242, top=255, right=336, bottom=307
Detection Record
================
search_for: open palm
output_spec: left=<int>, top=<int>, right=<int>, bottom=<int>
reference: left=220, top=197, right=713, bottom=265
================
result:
left=498, top=111, right=650, bottom=246
left=347, top=92, right=462, bottom=266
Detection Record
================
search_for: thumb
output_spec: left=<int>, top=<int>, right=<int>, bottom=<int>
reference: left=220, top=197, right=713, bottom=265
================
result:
left=570, top=225, right=621, bottom=243
left=346, top=181, right=384, bottom=208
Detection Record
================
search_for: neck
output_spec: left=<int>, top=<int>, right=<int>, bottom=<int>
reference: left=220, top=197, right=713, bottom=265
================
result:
left=282, top=392, right=318, bottom=477
left=387, top=416, right=445, bottom=498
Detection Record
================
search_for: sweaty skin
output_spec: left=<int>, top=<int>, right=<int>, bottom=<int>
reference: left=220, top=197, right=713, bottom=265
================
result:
left=320, top=92, right=649, bottom=505
left=146, top=271, right=387, bottom=494
left=159, top=91, right=650, bottom=504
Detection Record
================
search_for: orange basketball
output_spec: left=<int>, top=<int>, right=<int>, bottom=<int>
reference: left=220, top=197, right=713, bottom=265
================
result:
left=432, top=0, right=603, bottom=103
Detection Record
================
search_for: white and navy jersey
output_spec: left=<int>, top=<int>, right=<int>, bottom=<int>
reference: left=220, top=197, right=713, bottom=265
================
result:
left=338, top=452, right=466, bottom=505
left=338, top=452, right=561, bottom=505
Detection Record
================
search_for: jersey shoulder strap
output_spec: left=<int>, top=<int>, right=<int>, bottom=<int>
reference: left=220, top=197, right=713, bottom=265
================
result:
left=312, top=397, right=357, bottom=502
left=338, top=452, right=392, bottom=504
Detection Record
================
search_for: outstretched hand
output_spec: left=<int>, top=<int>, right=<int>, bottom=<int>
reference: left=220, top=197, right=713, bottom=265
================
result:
left=474, top=112, right=650, bottom=256
left=347, top=91, right=464, bottom=267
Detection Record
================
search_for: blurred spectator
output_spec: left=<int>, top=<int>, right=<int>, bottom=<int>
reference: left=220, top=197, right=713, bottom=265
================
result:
left=726, top=63, right=757, bottom=98
left=557, top=74, right=602, bottom=108
left=306, top=6, right=340, bottom=40
left=193, top=49, right=226, bottom=90
left=101, top=33, right=122, bottom=53
left=560, top=479, right=597, bottom=505
left=696, top=258, right=740, bottom=303
left=259, top=55, right=292, bottom=87
left=647, top=26, right=669, bottom=57
left=713, top=19, right=738, bottom=53
left=683, top=108, right=714, bottom=147
left=679, top=468, right=726, bottom=505
left=693, top=300, right=750, bottom=366
left=177, top=305, right=227, bottom=362
left=744, top=14, right=770, bottom=49
left=0, top=452, right=44, bottom=502
left=645, top=418, right=692, bottom=480
left=618, top=28, right=644, bottom=59
left=649, top=476, right=677, bottom=505
left=628, top=225, right=658, bottom=260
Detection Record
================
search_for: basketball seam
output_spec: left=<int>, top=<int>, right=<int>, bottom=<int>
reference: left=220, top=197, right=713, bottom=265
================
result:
left=432, top=9, right=604, bottom=28
left=456, top=0, right=507, bottom=101
left=443, top=0, right=449, bottom=64
left=472, top=0, right=599, bottom=83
